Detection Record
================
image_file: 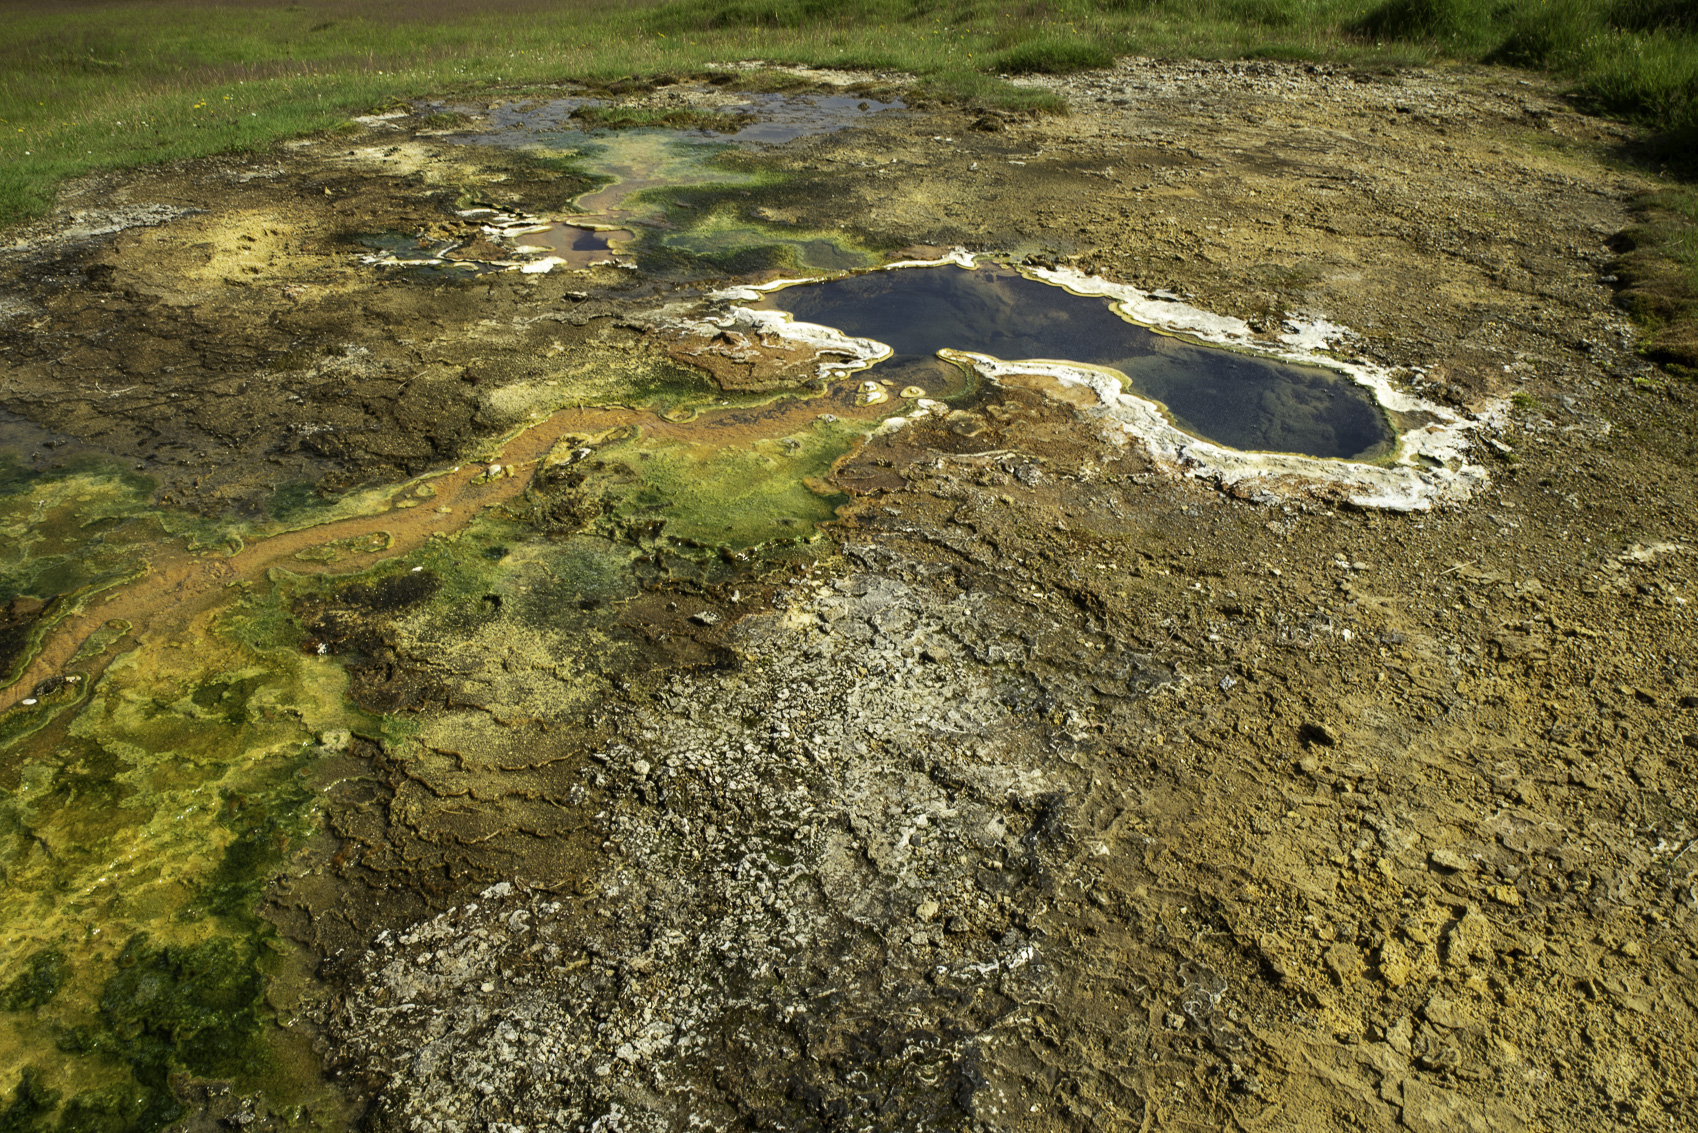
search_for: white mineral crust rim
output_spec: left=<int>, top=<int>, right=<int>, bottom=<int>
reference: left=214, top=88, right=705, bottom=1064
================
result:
left=1024, top=264, right=1499, bottom=510
left=700, top=252, right=1498, bottom=511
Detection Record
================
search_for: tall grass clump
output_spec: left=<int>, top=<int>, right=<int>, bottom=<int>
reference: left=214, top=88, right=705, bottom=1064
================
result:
left=991, top=34, right=1119, bottom=75
left=1614, top=187, right=1698, bottom=371
left=1354, top=0, right=1477, bottom=43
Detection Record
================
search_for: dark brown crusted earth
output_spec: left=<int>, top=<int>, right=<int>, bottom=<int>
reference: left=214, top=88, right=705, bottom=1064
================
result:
left=2, top=56, right=1696, bottom=1133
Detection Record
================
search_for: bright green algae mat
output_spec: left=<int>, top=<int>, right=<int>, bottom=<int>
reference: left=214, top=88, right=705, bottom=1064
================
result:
left=0, top=577, right=361, bottom=1132
left=0, top=439, right=362, bottom=1130
left=533, top=415, right=859, bottom=550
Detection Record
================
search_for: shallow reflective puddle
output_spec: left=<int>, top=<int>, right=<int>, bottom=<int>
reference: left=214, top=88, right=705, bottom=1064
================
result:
left=456, top=90, right=905, bottom=147
left=757, top=264, right=1394, bottom=460
left=720, top=92, right=905, bottom=144
left=418, top=90, right=900, bottom=275
left=509, top=223, right=633, bottom=267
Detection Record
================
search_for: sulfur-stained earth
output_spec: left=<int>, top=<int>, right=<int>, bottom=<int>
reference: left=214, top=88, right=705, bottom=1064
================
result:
left=0, top=56, right=1695, bottom=1133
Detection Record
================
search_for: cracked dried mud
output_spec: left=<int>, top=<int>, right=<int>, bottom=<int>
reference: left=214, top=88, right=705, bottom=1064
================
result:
left=1, top=57, right=1695, bottom=1133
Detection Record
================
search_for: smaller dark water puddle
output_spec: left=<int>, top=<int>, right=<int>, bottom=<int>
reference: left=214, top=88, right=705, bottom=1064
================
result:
left=356, top=231, right=504, bottom=276
left=756, top=265, right=1394, bottom=461
left=357, top=222, right=636, bottom=274
left=719, top=93, right=905, bottom=144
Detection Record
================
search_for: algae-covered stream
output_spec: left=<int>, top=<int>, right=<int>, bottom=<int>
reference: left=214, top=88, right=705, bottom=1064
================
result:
left=0, top=369, right=891, bottom=1131
left=0, top=93, right=950, bottom=1132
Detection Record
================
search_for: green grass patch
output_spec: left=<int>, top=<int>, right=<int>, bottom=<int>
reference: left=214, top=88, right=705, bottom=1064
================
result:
left=912, top=67, right=1068, bottom=113
left=1348, top=0, right=1698, bottom=142
left=1613, top=186, right=1698, bottom=373
left=989, top=34, right=1118, bottom=75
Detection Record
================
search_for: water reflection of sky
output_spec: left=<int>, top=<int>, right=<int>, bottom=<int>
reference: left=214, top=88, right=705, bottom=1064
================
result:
left=759, top=265, right=1395, bottom=461
left=402, top=88, right=908, bottom=274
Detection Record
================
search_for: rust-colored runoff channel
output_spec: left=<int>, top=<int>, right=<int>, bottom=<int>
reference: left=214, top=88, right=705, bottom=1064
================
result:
left=1, top=384, right=894, bottom=711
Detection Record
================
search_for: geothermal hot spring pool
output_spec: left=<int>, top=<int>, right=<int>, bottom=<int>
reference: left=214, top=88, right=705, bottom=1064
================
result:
left=755, top=263, right=1395, bottom=462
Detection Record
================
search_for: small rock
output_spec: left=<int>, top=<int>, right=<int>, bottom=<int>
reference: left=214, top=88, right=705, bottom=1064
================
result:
left=1429, top=848, right=1473, bottom=873
left=916, top=900, right=940, bottom=922
left=1298, top=721, right=1338, bottom=747
left=1377, top=938, right=1412, bottom=988
left=1422, top=993, right=1473, bottom=1029
left=690, top=610, right=721, bottom=626
left=1487, top=884, right=1522, bottom=906
left=1324, top=942, right=1365, bottom=984
left=1256, top=933, right=1292, bottom=983
left=1385, top=1014, right=1413, bottom=1056
left=1444, top=904, right=1495, bottom=968
left=1399, top=1080, right=1528, bottom=1133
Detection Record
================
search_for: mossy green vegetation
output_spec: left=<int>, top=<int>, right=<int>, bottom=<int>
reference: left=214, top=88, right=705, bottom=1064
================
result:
left=68, top=933, right=268, bottom=1126
left=547, top=414, right=860, bottom=551
left=655, top=208, right=880, bottom=273
left=1, top=951, right=68, bottom=1014
left=1613, top=186, right=1698, bottom=373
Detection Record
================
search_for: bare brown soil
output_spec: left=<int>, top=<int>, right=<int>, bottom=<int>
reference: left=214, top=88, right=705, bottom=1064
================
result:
left=2, top=57, right=1695, bottom=1133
